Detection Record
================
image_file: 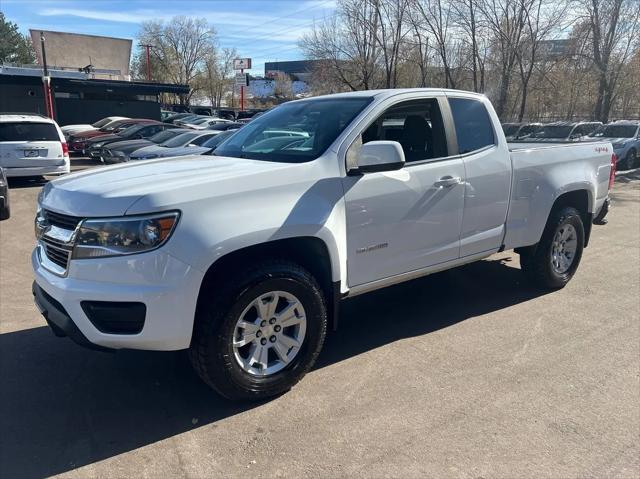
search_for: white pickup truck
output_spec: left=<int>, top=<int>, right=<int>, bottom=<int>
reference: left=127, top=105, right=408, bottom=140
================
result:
left=32, top=89, right=614, bottom=400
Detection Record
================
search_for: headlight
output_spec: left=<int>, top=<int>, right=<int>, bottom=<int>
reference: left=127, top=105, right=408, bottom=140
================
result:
left=92, top=142, right=105, bottom=148
left=72, top=212, right=179, bottom=259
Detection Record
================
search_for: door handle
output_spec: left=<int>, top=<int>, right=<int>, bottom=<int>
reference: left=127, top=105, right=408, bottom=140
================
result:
left=434, top=176, right=462, bottom=188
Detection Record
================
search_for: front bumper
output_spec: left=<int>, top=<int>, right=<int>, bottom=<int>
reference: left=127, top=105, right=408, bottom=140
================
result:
left=32, top=247, right=204, bottom=351
left=33, top=282, right=111, bottom=351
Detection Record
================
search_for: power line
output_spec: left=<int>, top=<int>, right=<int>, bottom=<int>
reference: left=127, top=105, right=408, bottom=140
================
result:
left=226, top=19, right=321, bottom=49
left=231, top=0, right=333, bottom=39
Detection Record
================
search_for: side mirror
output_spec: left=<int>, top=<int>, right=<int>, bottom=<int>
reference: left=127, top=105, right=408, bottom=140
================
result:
left=350, top=141, right=405, bottom=175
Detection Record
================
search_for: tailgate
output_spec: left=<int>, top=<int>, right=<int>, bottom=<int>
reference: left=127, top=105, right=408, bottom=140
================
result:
left=0, top=141, right=65, bottom=167
left=0, top=122, right=65, bottom=168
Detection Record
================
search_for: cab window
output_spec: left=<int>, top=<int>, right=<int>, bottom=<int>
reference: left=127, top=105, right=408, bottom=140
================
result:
left=448, top=98, right=496, bottom=154
left=359, top=99, right=449, bottom=163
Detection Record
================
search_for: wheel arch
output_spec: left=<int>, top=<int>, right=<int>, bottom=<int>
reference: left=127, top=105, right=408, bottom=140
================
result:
left=195, top=236, right=340, bottom=332
left=549, top=189, right=592, bottom=247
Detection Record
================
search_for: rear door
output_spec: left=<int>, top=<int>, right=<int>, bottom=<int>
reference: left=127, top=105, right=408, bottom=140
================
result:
left=0, top=122, right=64, bottom=168
left=446, top=94, right=511, bottom=257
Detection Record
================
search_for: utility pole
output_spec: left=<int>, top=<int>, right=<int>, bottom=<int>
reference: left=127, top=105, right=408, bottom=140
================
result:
left=40, top=31, right=54, bottom=119
left=240, top=66, right=244, bottom=112
left=140, top=44, right=153, bottom=81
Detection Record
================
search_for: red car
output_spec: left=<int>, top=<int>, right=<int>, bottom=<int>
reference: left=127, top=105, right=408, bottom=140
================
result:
left=67, top=119, right=158, bottom=154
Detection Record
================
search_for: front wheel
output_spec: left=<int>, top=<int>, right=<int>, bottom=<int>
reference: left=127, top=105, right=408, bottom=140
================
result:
left=519, top=206, right=585, bottom=289
left=189, top=260, right=327, bottom=400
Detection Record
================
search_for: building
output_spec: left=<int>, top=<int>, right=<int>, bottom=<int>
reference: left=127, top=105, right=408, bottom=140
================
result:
left=264, top=60, right=323, bottom=82
left=29, top=30, right=132, bottom=81
left=1, top=30, right=189, bottom=125
left=0, top=65, right=189, bottom=125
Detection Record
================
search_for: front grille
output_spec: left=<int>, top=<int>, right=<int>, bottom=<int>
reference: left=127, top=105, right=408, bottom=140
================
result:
left=43, top=209, right=81, bottom=230
left=41, top=237, right=72, bottom=269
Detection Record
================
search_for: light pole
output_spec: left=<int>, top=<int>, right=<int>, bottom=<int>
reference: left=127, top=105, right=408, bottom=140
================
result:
left=140, top=44, right=153, bottom=81
left=40, top=31, right=54, bottom=119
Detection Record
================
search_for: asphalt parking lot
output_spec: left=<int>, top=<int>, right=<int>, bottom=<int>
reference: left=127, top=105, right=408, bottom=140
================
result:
left=0, top=161, right=638, bottom=479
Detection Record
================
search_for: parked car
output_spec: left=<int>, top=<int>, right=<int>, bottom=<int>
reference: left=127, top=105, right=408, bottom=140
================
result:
left=84, top=122, right=171, bottom=161
left=177, top=129, right=238, bottom=156
left=68, top=119, right=158, bottom=154
left=129, top=131, right=219, bottom=160
left=32, top=89, right=614, bottom=401
left=102, top=128, right=189, bottom=164
left=173, top=115, right=206, bottom=126
left=0, top=167, right=9, bottom=220
left=529, top=121, right=602, bottom=142
left=207, top=122, right=244, bottom=131
left=211, top=109, right=236, bottom=120
left=502, top=122, right=542, bottom=140
left=0, top=113, right=70, bottom=178
left=585, top=121, right=640, bottom=170
left=184, top=118, right=232, bottom=130
left=61, top=116, right=128, bottom=137
left=163, top=113, right=195, bottom=124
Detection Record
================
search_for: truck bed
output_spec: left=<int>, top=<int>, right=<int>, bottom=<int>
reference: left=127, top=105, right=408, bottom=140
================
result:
left=503, top=140, right=613, bottom=250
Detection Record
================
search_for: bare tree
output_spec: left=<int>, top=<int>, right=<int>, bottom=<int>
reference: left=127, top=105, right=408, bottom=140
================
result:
left=371, top=0, right=411, bottom=88
left=513, top=0, right=568, bottom=121
left=203, top=47, right=236, bottom=108
left=451, top=0, right=487, bottom=92
left=301, top=0, right=381, bottom=90
left=411, top=0, right=458, bottom=88
left=138, top=16, right=217, bottom=105
left=477, top=0, right=530, bottom=118
left=581, top=0, right=639, bottom=122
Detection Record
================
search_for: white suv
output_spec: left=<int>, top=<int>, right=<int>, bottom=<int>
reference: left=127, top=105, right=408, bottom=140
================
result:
left=0, top=114, right=70, bottom=178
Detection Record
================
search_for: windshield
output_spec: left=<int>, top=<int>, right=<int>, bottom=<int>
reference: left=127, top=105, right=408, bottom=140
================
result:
left=214, top=97, right=372, bottom=163
left=589, top=125, right=637, bottom=138
left=119, top=124, right=146, bottom=136
left=149, top=130, right=179, bottom=143
left=532, top=125, right=574, bottom=139
left=104, top=121, right=130, bottom=131
left=518, top=125, right=540, bottom=137
left=162, top=132, right=200, bottom=147
left=92, top=118, right=112, bottom=128
left=502, top=124, right=520, bottom=136
left=191, top=118, right=211, bottom=125
left=202, top=130, right=235, bottom=149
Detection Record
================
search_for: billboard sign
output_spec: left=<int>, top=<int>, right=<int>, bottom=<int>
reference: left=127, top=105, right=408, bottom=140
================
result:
left=234, top=72, right=249, bottom=87
left=233, top=58, right=252, bottom=70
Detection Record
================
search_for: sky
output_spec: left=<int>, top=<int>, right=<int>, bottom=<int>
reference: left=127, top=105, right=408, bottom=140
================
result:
left=0, top=0, right=337, bottom=74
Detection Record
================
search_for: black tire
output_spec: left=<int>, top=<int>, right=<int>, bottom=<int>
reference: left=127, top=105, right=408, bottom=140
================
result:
left=623, top=148, right=637, bottom=170
left=189, top=259, right=327, bottom=401
left=519, top=206, right=585, bottom=289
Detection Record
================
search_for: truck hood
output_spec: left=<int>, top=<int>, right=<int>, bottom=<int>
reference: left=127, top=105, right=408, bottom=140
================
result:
left=40, top=155, right=295, bottom=217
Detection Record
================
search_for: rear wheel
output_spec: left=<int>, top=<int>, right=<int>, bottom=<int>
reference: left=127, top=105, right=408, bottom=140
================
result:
left=623, top=148, right=637, bottom=170
left=189, top=260, right=327, bottom=400
left=519, top=206, right=585, bottom=289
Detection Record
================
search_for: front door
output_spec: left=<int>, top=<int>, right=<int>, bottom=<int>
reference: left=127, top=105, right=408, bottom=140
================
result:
left=342, top=97, right=465, bottom=287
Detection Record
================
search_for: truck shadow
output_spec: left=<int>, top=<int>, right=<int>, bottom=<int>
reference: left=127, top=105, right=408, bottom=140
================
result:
left=0, top=255, right=548, bottom=478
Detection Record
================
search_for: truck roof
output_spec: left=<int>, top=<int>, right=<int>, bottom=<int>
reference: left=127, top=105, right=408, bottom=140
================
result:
left=292, top=88, right=485, bottom=102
